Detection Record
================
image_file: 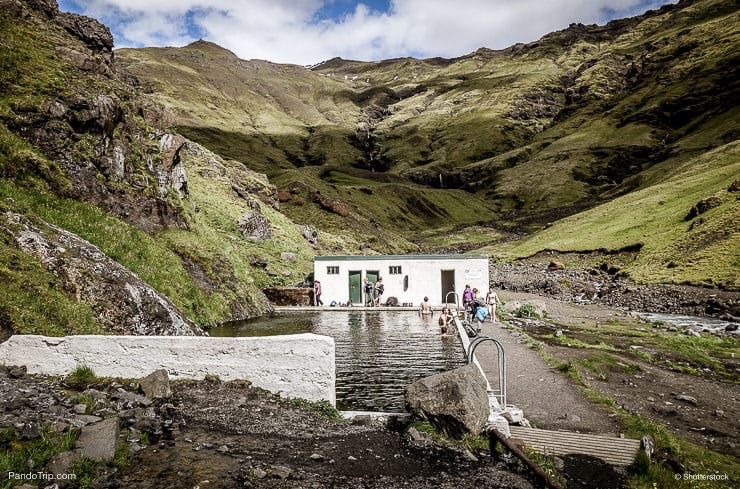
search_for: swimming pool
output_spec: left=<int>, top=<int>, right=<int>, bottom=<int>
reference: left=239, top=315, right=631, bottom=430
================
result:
left=210, top=311, right=466, bottom=412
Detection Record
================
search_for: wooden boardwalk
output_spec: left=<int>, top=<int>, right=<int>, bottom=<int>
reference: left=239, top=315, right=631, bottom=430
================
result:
left=509, top=426, right=641, bottom=466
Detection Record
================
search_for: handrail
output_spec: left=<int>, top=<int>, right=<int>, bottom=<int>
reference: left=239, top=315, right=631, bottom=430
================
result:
left=444, top=291, right=460, bottom=309
left=466, top=336, right=506, bottom=408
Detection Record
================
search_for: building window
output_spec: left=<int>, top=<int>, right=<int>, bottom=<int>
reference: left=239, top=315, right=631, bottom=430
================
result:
left=389, top=266, right=402, bottom=275
left=327, top=266, right=339, bottom=275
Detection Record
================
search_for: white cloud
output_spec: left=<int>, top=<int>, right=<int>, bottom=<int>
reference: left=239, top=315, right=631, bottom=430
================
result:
left=66, top=0, right=676, bottom=64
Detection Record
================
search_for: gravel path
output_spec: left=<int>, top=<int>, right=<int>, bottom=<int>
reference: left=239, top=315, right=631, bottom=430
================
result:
left=473, top=294, right=623, bottom=435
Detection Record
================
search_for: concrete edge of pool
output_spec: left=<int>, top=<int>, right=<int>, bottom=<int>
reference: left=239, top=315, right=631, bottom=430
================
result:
left=0, top=333, right=336, bottom=405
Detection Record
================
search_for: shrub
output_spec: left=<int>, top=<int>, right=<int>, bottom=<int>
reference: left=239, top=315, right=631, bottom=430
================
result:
left=66, top=365, right=96, bottom=388
left=514, top=304, right=540, bottom=319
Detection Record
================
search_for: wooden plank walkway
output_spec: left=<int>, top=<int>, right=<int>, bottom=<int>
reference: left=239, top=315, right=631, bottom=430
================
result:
left=509, top=426, right=641, bottom=466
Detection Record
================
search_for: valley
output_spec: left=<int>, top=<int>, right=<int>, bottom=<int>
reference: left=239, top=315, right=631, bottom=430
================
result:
left=0, top=0, right=738, bottom=487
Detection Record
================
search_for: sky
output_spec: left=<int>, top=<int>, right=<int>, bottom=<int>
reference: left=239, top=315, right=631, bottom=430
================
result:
left=58, top=0, right=677, bottom=65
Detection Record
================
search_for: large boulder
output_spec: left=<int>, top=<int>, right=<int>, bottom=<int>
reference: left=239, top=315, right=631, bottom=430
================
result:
left=75, top=418, right=119, bottom=461
left=139, top=369, right=172, bottom=399
left=405, top=363, right=490, bottom=438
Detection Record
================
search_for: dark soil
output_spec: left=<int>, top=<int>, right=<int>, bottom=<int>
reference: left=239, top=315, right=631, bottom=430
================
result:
left=117, top=380, right=534, bottom=489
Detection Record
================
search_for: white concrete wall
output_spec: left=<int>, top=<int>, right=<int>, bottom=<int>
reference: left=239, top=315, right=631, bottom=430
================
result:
left=314, top=255, right=489, bottom=306
left=0, top=334, right=335, bottom=405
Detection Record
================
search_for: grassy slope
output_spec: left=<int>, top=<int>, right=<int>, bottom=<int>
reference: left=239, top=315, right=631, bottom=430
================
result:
left=484, top=141, right=739, bottom=289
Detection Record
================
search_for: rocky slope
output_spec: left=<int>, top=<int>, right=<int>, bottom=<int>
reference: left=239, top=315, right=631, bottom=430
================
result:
left=0, top=0, right=318, bottom=335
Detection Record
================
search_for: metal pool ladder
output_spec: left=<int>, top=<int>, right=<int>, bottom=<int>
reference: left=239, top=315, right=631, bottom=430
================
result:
left=466, top=336, right=507, bottom=409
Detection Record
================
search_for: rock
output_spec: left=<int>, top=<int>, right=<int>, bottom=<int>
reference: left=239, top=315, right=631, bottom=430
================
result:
left=252, top=468, right=267, bottom=479
left=237, top=210, right=272, bottom=241
left=9, top=366, right=27, bottom=378
left=675, top=394, right=698, bottom=406
left=405, top=363, right=489, bottom=437
left=217, top=445, right=230, bottom=454
left=75, top=418, right=119, bottom=461
left=74, top=403, right=88, bottom=414
left=2, top=211, right=201, bottom=336
left=309, top=453, right=324, bottom=461
left=45, top=450, right=81, bottom=478
left=139, top=369, right=172, bottom=399
left=248, top=255, right=268, bottom=268
left=112, top=390, right=152, bottom=407
left=463, top=448, right=479, bottom=462
left=70, top=415, right=103, bottom=427
left=277, top=191, right=292, bottom=202
left=406, top=426, right=432, bottom=447
left=57, top=12, right=114, bottom=53
left=71, top=94, right=123, bottom=136
left=270, top=465, right=292, bottom=479
left=17, top=422, right=40, bottom=440
left=725, top=323, right=738, bottom=332
left=684, top=329, right=701, bottom=337
left=554, top=329, right=563, bottom=337
left=280, top=252, right=296, bottom=262
left=157, top=134, right=189, bottom=198
left=347, top=455, right=358, bottom=461
left=501, top=407, right=524, bottom=424
left=312, top=192, right=350, bottom=217
left=548, top=261, right=565, bottom=270
left=26, top=0, right=59, bottom=18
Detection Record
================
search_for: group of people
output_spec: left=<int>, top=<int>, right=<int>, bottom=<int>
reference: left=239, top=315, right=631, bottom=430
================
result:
left=419, top=286, right=499, bottom=335
left=363, top=277, right=384, bottom=306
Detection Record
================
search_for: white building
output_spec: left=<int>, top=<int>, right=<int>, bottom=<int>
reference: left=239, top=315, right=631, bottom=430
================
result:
left=313, top=254, right=489, bottom=306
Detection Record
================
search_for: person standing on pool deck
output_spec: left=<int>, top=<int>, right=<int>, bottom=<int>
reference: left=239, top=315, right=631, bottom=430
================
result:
left=363, top=277, right=373, bottom=306
left=373, top=277, right=384, bottom=306
left=313, top=280, right=323, bottom=307
left=419, top=297, right=434, bottom=318
left=462, top=285, right=474, bottom=307
left=486, top=288, right=499, bottom=323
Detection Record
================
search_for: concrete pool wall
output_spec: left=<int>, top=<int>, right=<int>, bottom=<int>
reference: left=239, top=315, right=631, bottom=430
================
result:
left=0, top=334, right=336, bottom=405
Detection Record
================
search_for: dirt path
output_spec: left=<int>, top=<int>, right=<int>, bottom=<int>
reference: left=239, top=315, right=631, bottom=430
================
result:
left=475, top=313, right=622, bottom=435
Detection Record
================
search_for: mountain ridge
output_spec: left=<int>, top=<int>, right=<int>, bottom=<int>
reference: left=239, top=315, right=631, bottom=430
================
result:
left=116, top=0, right=738, bottom=263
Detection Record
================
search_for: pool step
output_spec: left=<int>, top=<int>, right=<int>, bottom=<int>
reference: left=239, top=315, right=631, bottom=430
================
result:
left=508, top=426, right=641, bottom=466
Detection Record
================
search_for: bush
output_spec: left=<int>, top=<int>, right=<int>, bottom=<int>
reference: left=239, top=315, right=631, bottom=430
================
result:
left=66, top=365, right=96, bottom=388
left=514, top=304, right=541, bottom=319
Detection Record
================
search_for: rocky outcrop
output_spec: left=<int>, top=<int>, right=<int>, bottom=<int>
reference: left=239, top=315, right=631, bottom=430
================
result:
left=237, top=201, right=272, bottom=241
left=312, top=192, right=350, bottom=217
left=405, top=363, right=490, bottom=438
left=1, top=211, right=201, bottom=336
left=57, top=12, right=114, bottom=54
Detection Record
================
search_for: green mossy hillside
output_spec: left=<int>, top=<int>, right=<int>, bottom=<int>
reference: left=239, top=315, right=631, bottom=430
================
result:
left=485, top=141, right=739, bottom=289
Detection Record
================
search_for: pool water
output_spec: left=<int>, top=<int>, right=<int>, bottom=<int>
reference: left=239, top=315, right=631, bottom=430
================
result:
left=210, top=311, right=466, bottom=412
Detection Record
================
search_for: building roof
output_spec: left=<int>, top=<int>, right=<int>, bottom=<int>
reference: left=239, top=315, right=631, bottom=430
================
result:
left=314, top=254, right=488, bottom=261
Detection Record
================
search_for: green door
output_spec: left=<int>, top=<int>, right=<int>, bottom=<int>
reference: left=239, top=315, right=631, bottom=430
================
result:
left=349, top=271, right=362, bottom=304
